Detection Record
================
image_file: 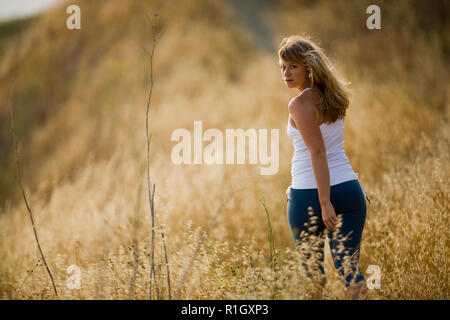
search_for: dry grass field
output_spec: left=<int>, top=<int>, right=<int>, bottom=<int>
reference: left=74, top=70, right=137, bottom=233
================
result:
left=0, top=0, right=448, bottom=299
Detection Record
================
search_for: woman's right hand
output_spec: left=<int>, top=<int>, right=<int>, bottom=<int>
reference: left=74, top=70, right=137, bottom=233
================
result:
left=321, top=201, right=338, bottom=231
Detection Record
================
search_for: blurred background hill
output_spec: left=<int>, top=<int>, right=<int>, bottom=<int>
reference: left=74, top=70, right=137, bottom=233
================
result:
left=0, top=0, right=448, bottom=299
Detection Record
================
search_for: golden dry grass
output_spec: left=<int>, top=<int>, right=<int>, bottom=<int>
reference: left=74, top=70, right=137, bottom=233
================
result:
left=0, top=0, right=448, bottom=299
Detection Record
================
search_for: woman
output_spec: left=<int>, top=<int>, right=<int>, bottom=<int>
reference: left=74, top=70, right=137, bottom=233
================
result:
left=279, top=35, right=370, bottom=299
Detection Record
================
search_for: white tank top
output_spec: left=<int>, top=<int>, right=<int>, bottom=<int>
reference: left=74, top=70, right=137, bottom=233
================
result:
left=286, top=87, right=358, bottom=190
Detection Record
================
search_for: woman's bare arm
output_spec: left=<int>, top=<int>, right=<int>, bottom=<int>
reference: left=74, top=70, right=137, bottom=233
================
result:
left=289, top=94, right=330, bottom=205
left=289, top=93, right=337, bottom=230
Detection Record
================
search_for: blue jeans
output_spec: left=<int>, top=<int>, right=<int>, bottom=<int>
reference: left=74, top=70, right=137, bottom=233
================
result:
left=286, top=179, right=367, bottom=287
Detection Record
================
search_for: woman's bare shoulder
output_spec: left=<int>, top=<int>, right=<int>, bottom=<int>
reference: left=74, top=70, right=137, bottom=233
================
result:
left=288, top=90, right=323, bottom=125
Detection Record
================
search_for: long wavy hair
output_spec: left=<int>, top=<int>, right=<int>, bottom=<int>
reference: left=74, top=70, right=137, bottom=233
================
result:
left=278, top=35, right=350, bottom=124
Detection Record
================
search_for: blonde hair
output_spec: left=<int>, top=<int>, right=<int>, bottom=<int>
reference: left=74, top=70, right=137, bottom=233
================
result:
left=278, top=35, right=350, bottom=124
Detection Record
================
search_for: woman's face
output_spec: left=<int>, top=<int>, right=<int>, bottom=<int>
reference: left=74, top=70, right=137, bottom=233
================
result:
left=279, top=59, right=308, bottom=92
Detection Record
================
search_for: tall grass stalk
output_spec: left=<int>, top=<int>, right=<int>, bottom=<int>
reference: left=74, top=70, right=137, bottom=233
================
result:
left=256, top=183, right=276, bottom=269
left=161, top=225, right=171, bottom=299
left=142, top=12, right=165, bottom=300
left=9, top=88, right=58, bottom=297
